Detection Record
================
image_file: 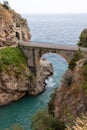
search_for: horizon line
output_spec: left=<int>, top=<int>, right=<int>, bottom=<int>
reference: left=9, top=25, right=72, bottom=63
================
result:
left=21, top=12, right=87, bottom=15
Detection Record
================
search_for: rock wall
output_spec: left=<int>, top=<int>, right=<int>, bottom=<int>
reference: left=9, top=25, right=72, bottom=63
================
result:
left=0, top=3, right=31, bottom=47
left=0, top=54, right=53, bottom=106
left=52, top=58, right=87, bottom=124
left=0, top=3, right=54, bottom=106
left=26, top=58, right=54, bottom=96
left=35, top=58, right=53, bottom=95
left=0, top=47, right=36, bottom=106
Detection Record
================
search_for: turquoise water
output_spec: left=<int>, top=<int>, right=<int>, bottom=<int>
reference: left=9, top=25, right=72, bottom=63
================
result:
left=0, top=54, right=68, bottom=130
left=0, top=14, right=87, bottom=129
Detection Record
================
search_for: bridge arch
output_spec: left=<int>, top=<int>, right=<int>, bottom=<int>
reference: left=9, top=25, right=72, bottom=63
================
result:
left=18, top=42, right=87, bottom=74
left=41, top=52, right=68, bottom=63
left=19, top=45, right=77, bottom=71
left=33, top=48, right=76, bottom=67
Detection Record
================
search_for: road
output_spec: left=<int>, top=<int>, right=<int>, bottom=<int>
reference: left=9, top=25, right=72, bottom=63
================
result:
left=19, top=41, right=87, bottom=52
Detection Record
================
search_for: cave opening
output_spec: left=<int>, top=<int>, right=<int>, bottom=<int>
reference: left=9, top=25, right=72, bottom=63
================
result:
left=16, top=32, right=20, bottom=40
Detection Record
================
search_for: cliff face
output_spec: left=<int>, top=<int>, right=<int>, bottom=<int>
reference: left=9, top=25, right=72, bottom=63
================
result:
left=35, top=58, right=53, bottom=95
left=0, top=3, right=31, bottom=46
left=0, top=3, right=54, bottom=105
left=26, top=58, right=53, bottom=96
left=0, top=47, right=31, bottom=105
left=52, top=57, right=87, bottom=124
left=0, top=47, right=53, bottom=106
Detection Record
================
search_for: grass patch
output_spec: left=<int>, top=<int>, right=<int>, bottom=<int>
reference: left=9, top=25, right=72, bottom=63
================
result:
left=81, top=81, right=87, bottom=92
left=0, top=47, right=28, bottom=76
left=80, top=61, right=87, bottom=92
left=69, top=51, right=83, bottom=70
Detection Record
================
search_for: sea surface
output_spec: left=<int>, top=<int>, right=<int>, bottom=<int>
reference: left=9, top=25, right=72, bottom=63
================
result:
left=0, top=14, right=87, bottom=130
left=26, top=14, right=87, bottom=45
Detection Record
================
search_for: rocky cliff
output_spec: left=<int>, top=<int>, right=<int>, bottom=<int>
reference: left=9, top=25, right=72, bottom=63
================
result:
left=0, top=3, right=54, bottom=105
left=0, top=3, right=31, bottom=47
left=35, top=58, right=53, bottom=95
left=0, top=47, right=53, bottom=106
left=50, top=53, right=87, bottom=125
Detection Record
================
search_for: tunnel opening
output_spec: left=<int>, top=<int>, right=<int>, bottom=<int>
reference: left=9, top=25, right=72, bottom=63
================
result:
left=16, top=32, right=20, bottom=40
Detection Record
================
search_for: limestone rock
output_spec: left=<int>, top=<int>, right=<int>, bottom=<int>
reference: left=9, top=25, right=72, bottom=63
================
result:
left=0, top=57, right=53, bottom=105
left=34, top=58, right=54, bottom=95
left=0, top=3, right=31, bottom=47
left=0, top=68, right=30, bottom=105
left=52, top=58, right=87, bottom=124
left=27, top=58, right=54, bottom=96
left=0, top=92, right=25, bottom=106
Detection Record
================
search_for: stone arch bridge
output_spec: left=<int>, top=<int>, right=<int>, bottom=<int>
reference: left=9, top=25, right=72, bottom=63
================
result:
left=19, top=42, right=87, bottom=71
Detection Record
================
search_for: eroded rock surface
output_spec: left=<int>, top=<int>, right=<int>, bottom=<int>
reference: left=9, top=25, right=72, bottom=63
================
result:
left=0, top=3, right=31, bottom=47
left=29, top=58, right=54, bottom=95
left=52, top=58, right=87, bottom=124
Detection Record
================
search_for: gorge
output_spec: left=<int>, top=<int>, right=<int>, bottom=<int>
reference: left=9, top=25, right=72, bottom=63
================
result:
left=0, top=2, right=87, bottom=130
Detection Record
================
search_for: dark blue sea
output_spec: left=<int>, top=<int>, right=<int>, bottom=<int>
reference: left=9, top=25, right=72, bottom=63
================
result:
left=0, top=14, right=87, bottom=130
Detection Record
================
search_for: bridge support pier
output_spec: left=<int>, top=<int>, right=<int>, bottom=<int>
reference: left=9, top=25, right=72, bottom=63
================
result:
left=20, top=46, right=40, bottom=75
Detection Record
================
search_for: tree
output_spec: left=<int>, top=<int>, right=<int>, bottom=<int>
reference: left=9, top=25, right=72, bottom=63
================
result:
left=78, top=29, right=87, bottom=47
left=31, top=109, right=66, bottom=130
left=3, top=0, right=10, bottom=9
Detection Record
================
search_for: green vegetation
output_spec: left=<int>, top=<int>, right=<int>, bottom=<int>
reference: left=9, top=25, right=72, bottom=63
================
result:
left=66, top=113, right=87, bottom=130
left=69, top=51, right=83, bottom=70
left=0, top=125, right=24, bottom=130
left=82, top=61, right=87, bottom=79
left=31, top=109, right=66, bottom=130
left=48, top=92, right=56, bottom=115
left=78, top=29, right=87, bottom=47
left=0, top=47, right=31, bottom=78
left=10, top=125, right=24, bottom=130
left=0, top=47, right=27, bottom=70
left=81, top=81, right=87, bottom=92
left=80, top=61, right=87, bottom=92
left=28, top=72, right=34, bottom=81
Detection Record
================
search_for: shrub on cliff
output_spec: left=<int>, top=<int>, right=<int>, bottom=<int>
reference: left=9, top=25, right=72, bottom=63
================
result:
left=69, top=51, right=83, bottom=70
left=3, top=125, right=24, bottom=130
left=82, top=61, right=87, bottom=79
left=31, top=109, right=66, bottom=130
left=66, top=113, right=87, bottom=130
left=11, top=125, right=24, bottom=130
left=78, top=29, right=87, bottom=47
left=80, top=61, right=87, bottom=92
left=48, top=92, right=56, bottom=116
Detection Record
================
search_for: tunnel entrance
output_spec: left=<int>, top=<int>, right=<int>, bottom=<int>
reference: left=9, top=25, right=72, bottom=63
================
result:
left=16, top=32, right=20, bottom=40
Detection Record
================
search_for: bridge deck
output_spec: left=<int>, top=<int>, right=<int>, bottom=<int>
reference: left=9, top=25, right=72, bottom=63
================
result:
left=19, top=42, right=87, bottom=52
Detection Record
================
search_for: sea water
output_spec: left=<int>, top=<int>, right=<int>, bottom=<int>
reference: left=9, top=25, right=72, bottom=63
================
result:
left=0, top=14, right=87, bottom=130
